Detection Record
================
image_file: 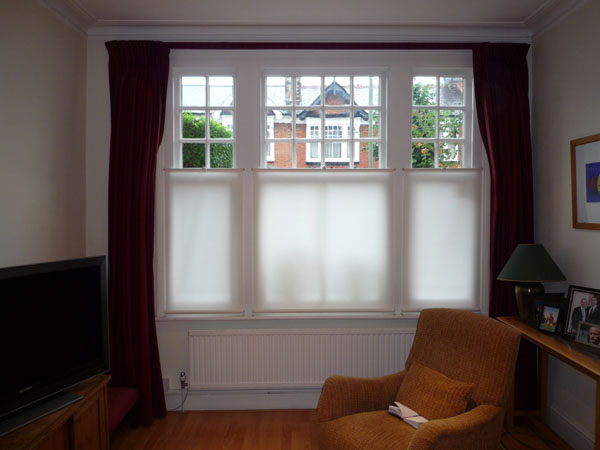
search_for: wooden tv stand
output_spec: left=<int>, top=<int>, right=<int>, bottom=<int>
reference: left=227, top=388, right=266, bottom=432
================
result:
left=0, top=375, right=110, bottom=450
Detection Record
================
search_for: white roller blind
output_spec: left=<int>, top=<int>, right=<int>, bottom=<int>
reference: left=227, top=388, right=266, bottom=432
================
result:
left=403, top=169, right=482, bottom=311
left=254, top=170, right=393, bottom=312
left=165, top=170, right=242, bottom=313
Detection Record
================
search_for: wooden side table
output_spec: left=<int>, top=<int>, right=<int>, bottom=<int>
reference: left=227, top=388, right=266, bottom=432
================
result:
left=499, top=316, right=600, bottom=450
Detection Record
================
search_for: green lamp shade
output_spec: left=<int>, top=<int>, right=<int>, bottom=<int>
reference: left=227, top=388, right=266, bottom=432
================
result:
left=497, top=244, right=566, bottom=282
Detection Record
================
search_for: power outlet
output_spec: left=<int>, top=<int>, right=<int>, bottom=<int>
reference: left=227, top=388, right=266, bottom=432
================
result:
left=162, top=378, right=170, bottom=392
left=179, top=371, right=188, bottom=390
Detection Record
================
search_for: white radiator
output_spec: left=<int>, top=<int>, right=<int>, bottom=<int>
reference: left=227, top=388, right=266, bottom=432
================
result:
left=188, top=328, right=415, bottom=390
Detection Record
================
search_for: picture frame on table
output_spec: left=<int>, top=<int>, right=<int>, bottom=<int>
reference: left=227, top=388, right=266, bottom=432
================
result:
left=565, top=285, right=600, bottom=336
left=571, top=133, right=600, bottom=230
left=574, top=322, right=600, bottom=350
left=526, top=293, right=568, bottom=334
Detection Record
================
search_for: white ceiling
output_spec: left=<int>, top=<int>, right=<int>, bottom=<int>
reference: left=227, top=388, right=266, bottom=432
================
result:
left=40, top=0, right=585, bottom=37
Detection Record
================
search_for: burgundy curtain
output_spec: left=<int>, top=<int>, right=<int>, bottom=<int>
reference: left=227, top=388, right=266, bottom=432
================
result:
left=472, top=43, right=536, bottom=411
left=106, top=40, right=170, bottom=425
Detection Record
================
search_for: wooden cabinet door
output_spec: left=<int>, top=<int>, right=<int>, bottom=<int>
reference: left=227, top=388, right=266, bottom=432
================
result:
left=72, top=389, right=108, bottom=450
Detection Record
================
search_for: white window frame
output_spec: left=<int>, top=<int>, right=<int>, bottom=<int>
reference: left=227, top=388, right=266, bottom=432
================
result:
left=411, top=69, right=474, bottom=169
left=156, top=50, right=488, bottom=319
left=172, top=68, right=236, bottom=168
left=262, top=72, right=385, bottom=168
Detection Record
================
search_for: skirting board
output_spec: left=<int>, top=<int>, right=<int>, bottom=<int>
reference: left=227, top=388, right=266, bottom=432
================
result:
left=547, top=405, right=594, bottom=450
left=165, top=389, right=322, bottom=411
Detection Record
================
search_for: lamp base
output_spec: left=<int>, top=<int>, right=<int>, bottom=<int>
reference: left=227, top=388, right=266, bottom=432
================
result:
left=515, top=283, right=545, bottom=321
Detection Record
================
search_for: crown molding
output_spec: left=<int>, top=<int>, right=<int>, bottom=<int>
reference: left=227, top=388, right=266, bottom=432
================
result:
left=86, top=24, right=532, bottom=43
left=41, top=0, right=584, bottom=43
left=37, top=0, right=95, bottom=34
left=527, top=0, right=587, bottom=38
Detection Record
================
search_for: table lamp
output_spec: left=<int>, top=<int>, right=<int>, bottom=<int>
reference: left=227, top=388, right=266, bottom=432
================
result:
left=497, top=244, right=566, bottom=321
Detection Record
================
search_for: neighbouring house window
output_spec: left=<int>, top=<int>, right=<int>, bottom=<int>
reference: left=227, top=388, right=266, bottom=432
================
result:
left=266, top=123, right=275, bottom=162
left=175, top=74, right=235, bottom=168
left=264, top=75, right=383, bottom=168
left=411, top=73, right=472, bottom=168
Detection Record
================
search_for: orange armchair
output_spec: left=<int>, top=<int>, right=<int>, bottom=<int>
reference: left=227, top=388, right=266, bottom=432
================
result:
left=317, top=309, right=521, bottom=450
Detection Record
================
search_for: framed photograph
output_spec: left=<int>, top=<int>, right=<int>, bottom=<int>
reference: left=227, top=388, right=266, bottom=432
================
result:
left=565, top=285, right=600, bottom=336
left=526, top=293, right=568, bottom=333
left=574, top=322, right=600, bottom=349
left=571, top=134, right=600, bottom=229
left=538, top=305, right=560, bottom=333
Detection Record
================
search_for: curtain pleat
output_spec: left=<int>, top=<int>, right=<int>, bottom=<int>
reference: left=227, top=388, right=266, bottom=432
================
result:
left=106, top=40, right=170, bottom=425
left=472, top=42, right=537, bottom=412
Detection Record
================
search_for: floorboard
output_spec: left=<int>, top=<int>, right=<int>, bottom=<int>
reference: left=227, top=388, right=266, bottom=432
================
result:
left=111, top=410, right=564, bottom=449
left=110, top=410, right=319, bottom=450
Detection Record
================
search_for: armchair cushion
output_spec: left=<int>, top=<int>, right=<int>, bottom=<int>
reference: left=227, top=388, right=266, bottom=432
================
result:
left=319, top=410, right=416, bottom=450
left=395, top=361, right=475, bottom=420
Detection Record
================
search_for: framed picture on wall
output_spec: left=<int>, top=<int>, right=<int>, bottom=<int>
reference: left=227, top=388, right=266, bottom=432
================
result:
left=571, top=133, right=600, bottom=230
left=565, top=285, right=600, bottom=336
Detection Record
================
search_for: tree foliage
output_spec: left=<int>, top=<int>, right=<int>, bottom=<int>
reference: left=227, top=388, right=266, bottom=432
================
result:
left=182, top=112, right=233, bottom=168
left=411, top=81, right=462, bottom=168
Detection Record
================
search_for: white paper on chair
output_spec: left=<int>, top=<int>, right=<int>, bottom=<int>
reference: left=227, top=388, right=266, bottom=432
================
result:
left=388, top=401, right=429, bottom=429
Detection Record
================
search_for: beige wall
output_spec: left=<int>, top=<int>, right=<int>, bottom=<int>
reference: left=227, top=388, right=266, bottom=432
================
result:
left=532, top=1, right=600, bottom=448
left=0, top=0, right=87, bottom=267
left=85, top=39, right=110, bottom=256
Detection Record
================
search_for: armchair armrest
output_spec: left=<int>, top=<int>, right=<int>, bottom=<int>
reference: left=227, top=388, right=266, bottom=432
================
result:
left=317, top=371, right=406, bottom=423
left=407, top=404, right=505, bottom=450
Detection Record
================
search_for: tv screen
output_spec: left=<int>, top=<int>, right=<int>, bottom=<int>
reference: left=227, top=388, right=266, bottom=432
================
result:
left=0, top=256, right=109, bottom=420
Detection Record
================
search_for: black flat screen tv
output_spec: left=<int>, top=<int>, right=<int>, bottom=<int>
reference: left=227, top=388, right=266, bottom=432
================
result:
left=0, top=256, right=109, bottom=433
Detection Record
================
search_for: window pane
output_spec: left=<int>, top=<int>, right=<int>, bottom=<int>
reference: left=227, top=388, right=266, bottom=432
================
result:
left=412, top=76, right=437, bottom=106
left=403, top=170, right=482, bottom=311
left=354, top=76, right=380, bottom=106
left=266, top=76, right=292, bottom=106
left=439, top=142, right=463, bottom=168
left=324, top=126, right=343, bottom=139
left=440, top=77, right=464, bottom=106
left=266, top=142, right=293, bottom=168
left=307, top=142, right=320, bottom=160
left=209, top=76, right=233, bottom=107
left=324, top=76, right=351, bottom=105
left=325, top=142, right=343, bottom=158
left=325, top=111, right=350, bottom=133
left=266, top=142, right=275, bottom=162
left=297, top=143, right=320, bottom=169
left=183, top=143, right=206, bottom=168
left=356, top=142, right=379, bottom=168
left=439, top=110, right=463, bottom=138
left=182, top=111, right=206, bottom=139
left=209, top=110, right=234, bottom=138
left=296, top=77, right=321, bottom=106
left=182, top=76, right=205, bottom=107
left=412, top=109, right=436, bottom=138
left=255, top=171, right=392, bottom=311
left=210, top=143, right=233, bottom=168
left=354, top=110, right=379, bottom=138
left=296, top=110, right=320, bottom=138
left=267, top=110, right=292, bottom=139
left=165, top=171, right=242, bottom=312
left=412, top=142, right=435, bottom=168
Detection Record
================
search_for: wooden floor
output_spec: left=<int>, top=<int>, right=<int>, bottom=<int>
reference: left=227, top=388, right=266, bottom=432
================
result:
left=110, top=410, right=567, bottom=450
left=500, top=425, right=569, bottom=450
left=110, top=410, right=319, bottom=450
